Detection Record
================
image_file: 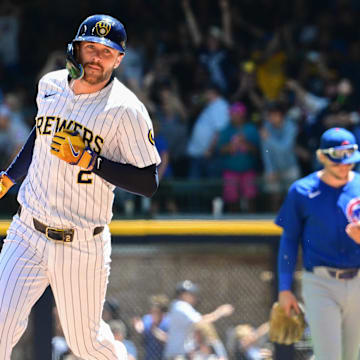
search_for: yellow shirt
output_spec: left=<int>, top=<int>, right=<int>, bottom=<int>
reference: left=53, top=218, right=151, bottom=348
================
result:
left=256, top=51, right=287, bottom=100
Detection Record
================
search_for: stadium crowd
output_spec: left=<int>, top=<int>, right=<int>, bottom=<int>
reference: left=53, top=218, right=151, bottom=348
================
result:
left=1, top=0, right=360, bottom=214
left=52, top=282, right=278, bottom=360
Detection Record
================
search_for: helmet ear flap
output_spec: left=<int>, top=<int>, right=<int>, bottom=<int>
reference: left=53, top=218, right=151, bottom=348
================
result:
left=66, top=42, right=84, bottom=80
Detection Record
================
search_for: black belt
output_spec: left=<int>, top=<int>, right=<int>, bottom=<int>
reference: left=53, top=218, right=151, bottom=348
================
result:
left=17, top=206, right=104, bottom=242
left=327, top=268, right=359, bottom=280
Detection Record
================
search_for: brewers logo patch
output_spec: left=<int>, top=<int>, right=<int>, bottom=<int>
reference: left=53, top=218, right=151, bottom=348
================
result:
left=94, top=20, right=111, bottom=37
left=148, top=129, right=155, bottom=146
left=346, top=197, right=360, bottom=223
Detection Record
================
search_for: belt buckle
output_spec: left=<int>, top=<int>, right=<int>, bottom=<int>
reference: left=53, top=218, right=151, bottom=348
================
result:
left=45, top=226, right=66, bottom=242
left=333, top=269, right=357, bottom=280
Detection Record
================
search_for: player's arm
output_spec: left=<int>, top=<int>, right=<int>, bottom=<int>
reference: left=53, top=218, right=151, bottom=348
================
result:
left=50, top=129, right=159, bottom=197
left=92, top=156, right=159, bottom=198
left=278, top=231, right=301, bottom=316
left=275, top=185, right=303, bottom=316
left=0, top=127, right=36, bottom=199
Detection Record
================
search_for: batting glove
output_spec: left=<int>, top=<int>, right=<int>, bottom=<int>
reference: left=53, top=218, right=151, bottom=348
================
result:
left=0, top=172, right=15, bottom=199
left=50, top=130, right=97, bottom=170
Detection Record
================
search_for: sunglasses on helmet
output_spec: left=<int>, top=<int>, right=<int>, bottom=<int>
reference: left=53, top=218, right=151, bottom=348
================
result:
left=321, top=144, right=358, bottom=159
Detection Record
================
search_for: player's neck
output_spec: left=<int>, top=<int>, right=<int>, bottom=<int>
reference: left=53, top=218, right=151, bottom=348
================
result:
left=318, top=169, right=353, bottom=188
left=70, top=77, right=109, bottom=95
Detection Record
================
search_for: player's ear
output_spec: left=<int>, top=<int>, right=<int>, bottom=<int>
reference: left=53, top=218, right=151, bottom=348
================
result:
left=316, top=150, right=326, bottom=165
left=114, top=53, right=124, bottom=69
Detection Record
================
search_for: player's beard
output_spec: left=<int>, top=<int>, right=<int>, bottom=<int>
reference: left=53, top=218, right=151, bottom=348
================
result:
left=82, top=62, right=113, bottom=85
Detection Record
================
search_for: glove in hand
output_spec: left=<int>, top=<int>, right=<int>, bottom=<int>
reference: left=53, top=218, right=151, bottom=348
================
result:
left=0, top=173, right=14, bottom=199
left=50, top=130, right=96, bottom=170
left=269, top=302, right=306, bottom=345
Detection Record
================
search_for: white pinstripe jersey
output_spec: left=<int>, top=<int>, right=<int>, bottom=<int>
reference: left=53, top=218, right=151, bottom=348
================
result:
left=17, top=69, right=161, bottom=228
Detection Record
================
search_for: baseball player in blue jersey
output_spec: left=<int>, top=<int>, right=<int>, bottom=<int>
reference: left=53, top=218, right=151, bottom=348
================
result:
left=0, top=14, right=160, bottom=360
left=276, top=127, right=360, bottom=360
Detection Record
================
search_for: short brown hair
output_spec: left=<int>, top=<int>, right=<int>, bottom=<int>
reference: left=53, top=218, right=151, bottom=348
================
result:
left=149, top=294, right=169, bottom=312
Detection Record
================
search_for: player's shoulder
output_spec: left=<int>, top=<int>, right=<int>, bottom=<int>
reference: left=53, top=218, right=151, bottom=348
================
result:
left=38, top=69, right=68, bottom=86
left=110, top=78, right=145, bottom=109
left=37, top=69, right=68, bottom=97
left=107, top=78, right=151, bottom=121
left=351, top=171, right=360, bottom=184
left=288, top=172, right=320, bottom=197
left=345, top=171, right=360, bottom=191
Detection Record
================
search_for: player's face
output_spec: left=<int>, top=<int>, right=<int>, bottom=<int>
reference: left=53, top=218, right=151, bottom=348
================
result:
left=78, top=42, right=124, bottom=85
left=324, top=159, right=354, bottom=180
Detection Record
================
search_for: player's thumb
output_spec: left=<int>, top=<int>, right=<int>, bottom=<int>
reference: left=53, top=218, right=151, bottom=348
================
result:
left=290, top=301, right=301, bottom=316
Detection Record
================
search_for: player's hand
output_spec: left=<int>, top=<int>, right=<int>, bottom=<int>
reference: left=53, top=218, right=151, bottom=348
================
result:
left=346, top=222, right=360, bottom=244
left=0, top=173, right=15, bottom=199
left=279, top=290, right=300, bottom=317
left=50, top=129, right=97, bottom=170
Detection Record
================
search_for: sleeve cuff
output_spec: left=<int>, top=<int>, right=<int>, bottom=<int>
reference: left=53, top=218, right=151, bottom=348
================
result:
left=278, top=273, right=293, bottom=292
left=1, top=172, right=16, bottom=185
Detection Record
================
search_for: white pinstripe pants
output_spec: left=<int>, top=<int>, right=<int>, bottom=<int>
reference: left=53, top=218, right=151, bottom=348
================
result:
left=0, top=209, right=127, bottom=360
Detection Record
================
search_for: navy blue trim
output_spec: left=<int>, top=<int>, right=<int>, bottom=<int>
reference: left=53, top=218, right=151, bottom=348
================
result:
left=92, top=156, right=158, bottom=197
left=6, top=127, right=36, bottom=182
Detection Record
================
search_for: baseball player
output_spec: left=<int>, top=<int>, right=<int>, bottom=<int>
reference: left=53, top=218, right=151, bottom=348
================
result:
left=276, top=127, right=360, bottom=360
left=0, top=14, right=160, bottom=360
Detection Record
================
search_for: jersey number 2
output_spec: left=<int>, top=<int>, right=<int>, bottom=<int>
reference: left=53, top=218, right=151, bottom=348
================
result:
left=78, top=170, right=93, bottom=184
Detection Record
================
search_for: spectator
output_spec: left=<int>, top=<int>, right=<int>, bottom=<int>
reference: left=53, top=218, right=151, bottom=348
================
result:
left=53, top=299, right=128, bottom=360
left=181, top=0, right=236, bottom=95
left=230, top=61, right=265, bottom=115
left=155, top=84, right=189, bottom=177
left=110, top=319, right=138, bottom=360
left=103, top=297, right=122, bottom=322
left=36, top=50, right=65, bottom=81
left=217, top=102, right=260, bottom=213
left=226, top=323, right=271, bottom=360
left=187, top=83, right=230, bottom=179
left=115, top=32, right=146, bottom=90
left=153, top=117, right=172, bottom=181
left=164, top=280, right=234, bottom=360
left=146, top=117, right=179, bottom=215
left=260, top=102, right=300, bottom=212
left=0, top=0, right=21, bottom=89
left=133, top=294, right=170, bottom=360
left=186, top=322, right=228, bottom=360
left=0, top=96, right=30, bottom=169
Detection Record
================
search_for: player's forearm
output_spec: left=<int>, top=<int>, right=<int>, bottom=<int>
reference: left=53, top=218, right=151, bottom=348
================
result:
left=278, top=232, right=299, bottom=291
left=92, top=157, right=159, bottom=197
left=5, top=127, right=36, bottom=182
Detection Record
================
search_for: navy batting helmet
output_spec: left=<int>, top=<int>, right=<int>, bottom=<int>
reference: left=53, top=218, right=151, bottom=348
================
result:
left=66, top=14, right=127, bottom=79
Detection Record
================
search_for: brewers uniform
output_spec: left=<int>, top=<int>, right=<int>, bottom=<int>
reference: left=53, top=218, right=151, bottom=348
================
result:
left=276, top=128, right=360, bottom=360
left=0, top=15, right=160, bottom=360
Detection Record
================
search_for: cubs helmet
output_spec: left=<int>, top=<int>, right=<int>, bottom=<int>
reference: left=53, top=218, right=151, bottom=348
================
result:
left=66, top=14, right=127, bottom=79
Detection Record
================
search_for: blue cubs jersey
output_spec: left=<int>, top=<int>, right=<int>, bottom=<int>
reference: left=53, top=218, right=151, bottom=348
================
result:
left=275, top=171, right=360, bottom=291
